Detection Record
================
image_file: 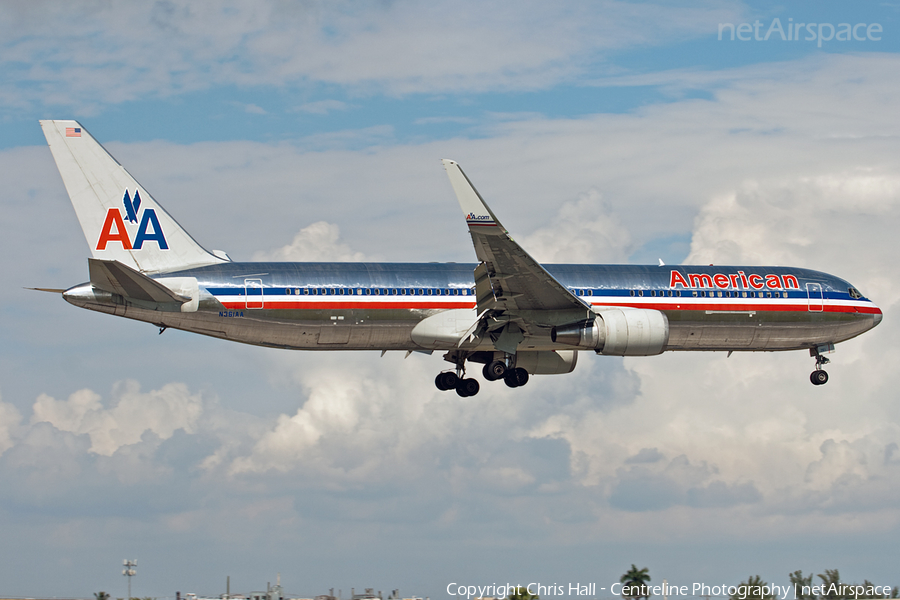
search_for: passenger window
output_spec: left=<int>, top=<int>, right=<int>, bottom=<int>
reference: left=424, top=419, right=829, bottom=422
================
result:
left=630, top=290, right=635, bottom=296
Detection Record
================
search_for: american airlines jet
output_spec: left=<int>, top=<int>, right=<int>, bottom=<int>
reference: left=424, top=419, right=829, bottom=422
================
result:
left=37, top=120, right=882, bottom=396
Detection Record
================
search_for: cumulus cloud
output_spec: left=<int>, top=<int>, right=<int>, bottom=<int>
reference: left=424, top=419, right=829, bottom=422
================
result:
left=252, top=221, right=367, bottom=262
left=30, top=380, right=204, bottom=456
left=0, top=396, right=22, bottom=456
left=518, top=189, right=633, bottom=263
left=609, top=454, right=762, bottom=511
left=686, top=172, right=900, bottom=301
left=6, top=43, right=900, bottom=591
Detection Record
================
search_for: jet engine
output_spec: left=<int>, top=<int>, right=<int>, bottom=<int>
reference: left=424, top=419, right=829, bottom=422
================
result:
left=551, top=308, right=669, bottom=356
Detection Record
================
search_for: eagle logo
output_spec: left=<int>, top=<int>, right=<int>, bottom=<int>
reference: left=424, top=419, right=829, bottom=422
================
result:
left=123, top=189, right=142, bottom=223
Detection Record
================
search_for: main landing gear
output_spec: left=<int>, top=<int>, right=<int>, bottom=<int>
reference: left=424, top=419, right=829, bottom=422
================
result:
left=435, top=371, right=480, bottom=397
left=809, top=344, right=834, bottom=386
left=434, top=352, right=530, bottom=396
left=481, top=360, right=529, bottom=388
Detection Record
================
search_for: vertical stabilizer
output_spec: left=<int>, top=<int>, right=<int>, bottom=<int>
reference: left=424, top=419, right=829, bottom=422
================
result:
left=40, top=120, right=226, bottom=273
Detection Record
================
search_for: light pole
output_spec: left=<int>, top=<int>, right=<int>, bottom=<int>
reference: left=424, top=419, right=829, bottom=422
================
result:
left=123, top=559, right=137, bottom=600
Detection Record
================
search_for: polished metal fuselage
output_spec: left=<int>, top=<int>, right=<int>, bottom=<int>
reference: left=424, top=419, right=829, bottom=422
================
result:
left=63, top=262, right=881, bottom=353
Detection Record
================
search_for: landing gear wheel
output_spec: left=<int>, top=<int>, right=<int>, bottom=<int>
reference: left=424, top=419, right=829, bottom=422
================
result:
left=456, top=378, right=480, bottom=397
left=483, top=360, right=507, bottom=381
left=810, top=370, right=829, bottom=386
left=504, top=367, right=529, bottom=388
left=514, top=368, right=529, bottom=387
left=435, top=371, right=459, bottom=391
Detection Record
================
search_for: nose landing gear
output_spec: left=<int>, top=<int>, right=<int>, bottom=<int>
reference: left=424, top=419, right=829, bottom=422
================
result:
left=809, top=344, right=834, bottom=386
left=810, top=369, right=829, bottom=385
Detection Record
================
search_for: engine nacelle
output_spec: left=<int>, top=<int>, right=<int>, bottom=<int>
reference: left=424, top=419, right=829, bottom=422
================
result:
left=551, top=308, right=669, bottom=356
left=515, top=350, right=578, bottom=374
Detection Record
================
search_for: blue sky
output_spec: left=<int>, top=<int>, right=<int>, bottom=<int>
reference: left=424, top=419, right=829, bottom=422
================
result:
left=2, top=1, right=900, bottom=598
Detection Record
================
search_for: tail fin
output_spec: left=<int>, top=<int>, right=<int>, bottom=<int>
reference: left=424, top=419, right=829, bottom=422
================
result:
left=40, top=120, right=226, bottom=274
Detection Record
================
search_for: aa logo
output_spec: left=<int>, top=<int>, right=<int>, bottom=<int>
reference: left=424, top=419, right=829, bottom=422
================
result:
left=96, top=189, right=169, bottom=250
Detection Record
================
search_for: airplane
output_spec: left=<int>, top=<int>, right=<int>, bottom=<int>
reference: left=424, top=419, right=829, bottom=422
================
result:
left=36, top=120, right=882, bottom=396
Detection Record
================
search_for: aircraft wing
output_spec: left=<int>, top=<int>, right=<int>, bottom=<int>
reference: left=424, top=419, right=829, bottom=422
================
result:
left=442, top=159, right=588, bottom=315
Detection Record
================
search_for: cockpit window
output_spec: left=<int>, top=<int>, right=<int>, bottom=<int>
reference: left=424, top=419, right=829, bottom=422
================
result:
left=849, top=287, right=862, bottom=299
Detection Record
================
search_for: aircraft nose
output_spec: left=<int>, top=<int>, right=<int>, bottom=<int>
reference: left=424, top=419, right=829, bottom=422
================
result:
left=874, top=309, right=883, bottom=327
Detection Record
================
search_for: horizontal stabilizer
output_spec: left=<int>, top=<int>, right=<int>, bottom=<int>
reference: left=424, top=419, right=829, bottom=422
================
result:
left=89, top=258, right=189, bottom=304
left=26, top=287, right=67, bottom=294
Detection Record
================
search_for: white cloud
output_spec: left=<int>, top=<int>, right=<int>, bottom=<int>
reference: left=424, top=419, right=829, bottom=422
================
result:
left=252, top=221, right=367, bottom=262
left=0, top=0, right=744, bottom=111
left=31, top=380, right=205, bottom=456
left=292, top=100, right=352, bottom=115
left=0, top=396, right=22, bottom=456
left=244, top=103, right=267, bottom=115
left=686, top=173, right=900, bottom=306
left=518, top=188, right=633, bottom=263
left=7, top=48, right=900, bottom=592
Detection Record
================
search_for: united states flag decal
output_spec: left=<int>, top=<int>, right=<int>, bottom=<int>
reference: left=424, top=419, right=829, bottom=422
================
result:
left=65, top=127, right=81, bottom=137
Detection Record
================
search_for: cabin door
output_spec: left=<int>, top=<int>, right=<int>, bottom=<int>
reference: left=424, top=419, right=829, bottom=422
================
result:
left=245, top=278, right=264, bottom=309
left=806, top=282, right=823, bottom=312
